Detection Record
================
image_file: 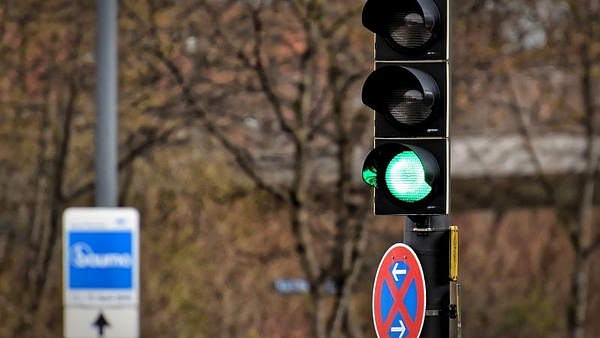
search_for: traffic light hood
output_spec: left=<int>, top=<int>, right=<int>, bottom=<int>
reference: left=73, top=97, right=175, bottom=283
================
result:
left=362, top=0, right=441, bottom=54
left=362, top=143, right=440, bottom=207
left=362, top=65, right=441, bottom=131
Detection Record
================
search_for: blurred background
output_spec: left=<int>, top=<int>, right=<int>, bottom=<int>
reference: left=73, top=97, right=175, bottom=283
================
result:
left=0, top=0, right=599, bottom=337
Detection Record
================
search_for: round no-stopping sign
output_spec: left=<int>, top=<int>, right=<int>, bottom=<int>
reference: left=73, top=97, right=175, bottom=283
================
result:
left=373, top=243, right=426, bottom=338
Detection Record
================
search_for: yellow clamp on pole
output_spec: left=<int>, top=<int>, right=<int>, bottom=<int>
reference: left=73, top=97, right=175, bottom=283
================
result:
left=449, top=226, right=461, bottom=338
left=449, top=225, right=459, bottom=281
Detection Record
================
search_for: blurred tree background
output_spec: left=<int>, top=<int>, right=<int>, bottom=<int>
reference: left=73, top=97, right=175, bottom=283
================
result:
left=0, top=0, right=599, bottom=337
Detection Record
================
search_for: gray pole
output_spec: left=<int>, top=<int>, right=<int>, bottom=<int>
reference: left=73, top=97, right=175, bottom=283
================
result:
left=95, top=0, right=118, bottom=207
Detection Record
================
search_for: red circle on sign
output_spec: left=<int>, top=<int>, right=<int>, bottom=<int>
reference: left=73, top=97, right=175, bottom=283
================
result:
left=372, top=243, right=426, bottom=338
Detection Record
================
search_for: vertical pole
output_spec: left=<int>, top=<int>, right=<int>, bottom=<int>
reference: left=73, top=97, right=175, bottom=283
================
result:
left=95, top=0, right=118, bottom=207
left=404, top=215, right=451, bottom=338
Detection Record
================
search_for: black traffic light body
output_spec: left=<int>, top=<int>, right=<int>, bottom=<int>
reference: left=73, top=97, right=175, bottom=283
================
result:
left=361, top=0, right=450, bottom=216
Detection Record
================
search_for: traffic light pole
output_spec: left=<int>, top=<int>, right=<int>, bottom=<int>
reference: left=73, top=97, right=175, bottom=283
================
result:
left=404, top=215, right=451, bottom=338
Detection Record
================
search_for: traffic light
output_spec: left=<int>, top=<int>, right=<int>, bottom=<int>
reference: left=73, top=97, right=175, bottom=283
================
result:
left=361, top=0, right=450, bottom=215
left=362, top=0, right=448, bottom=61
left=362, top=140, right=447, bottom=215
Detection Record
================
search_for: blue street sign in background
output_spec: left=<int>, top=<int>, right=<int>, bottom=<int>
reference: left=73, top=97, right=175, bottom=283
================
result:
left=68, top=231, right=134, bottom=289
left=63, top=207, right=139, bottom=308
left=63, top=207, right=140, bottom=338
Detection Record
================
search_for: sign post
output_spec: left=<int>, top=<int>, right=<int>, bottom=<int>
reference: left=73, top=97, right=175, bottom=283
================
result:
left=63, top=207, right=139, bottom=338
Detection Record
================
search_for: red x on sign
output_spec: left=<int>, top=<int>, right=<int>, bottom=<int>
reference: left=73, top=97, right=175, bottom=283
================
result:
left=372, top=243, right=426, bottom=338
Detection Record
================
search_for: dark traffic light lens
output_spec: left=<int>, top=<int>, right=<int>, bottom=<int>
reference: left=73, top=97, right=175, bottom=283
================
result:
left=388, top=88, right=431, bottom=126
left=362, top=65, right=441, bottom=131
left=389, top=11, right=434, bottom=50
left=362, top=0, right=443, bottom=57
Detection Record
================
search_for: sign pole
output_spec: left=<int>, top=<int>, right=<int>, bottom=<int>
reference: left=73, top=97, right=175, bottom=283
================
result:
left=404, top=216, right=451, bottom=338
left=95, top=0, right=118, bottom=207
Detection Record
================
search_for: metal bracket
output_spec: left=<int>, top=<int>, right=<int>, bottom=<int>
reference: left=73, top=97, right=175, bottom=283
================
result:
left=448, top=304, right=457, bottom=319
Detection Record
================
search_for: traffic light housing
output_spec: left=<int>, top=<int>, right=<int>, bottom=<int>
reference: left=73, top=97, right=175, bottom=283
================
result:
left=363, top=63, right=447, bottom=138
left=363, top=140, right=448, bottom=215
left=362, top=0, right=448, bottom=61
left=361, top=0, right=450, bottom=215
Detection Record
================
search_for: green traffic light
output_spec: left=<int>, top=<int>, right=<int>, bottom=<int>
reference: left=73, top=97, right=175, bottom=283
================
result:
left=384, top=151, right=432, bottom=202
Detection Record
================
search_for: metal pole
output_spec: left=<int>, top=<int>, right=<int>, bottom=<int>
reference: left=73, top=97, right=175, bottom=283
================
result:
left=404, top=215, right=451, bottom=338
left=95, top=0, right=118, bottom=207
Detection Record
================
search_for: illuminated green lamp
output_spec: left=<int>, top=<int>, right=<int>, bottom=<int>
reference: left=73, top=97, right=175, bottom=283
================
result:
left=362, top=142, right=440, bottom=212
left=362, top=166, right=378, bottom=189
left=385, top=150, right=432, bottom=203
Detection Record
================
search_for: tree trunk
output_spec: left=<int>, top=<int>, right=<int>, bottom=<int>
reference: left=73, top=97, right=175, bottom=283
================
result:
left=567, top=36, right=597, bottom=338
